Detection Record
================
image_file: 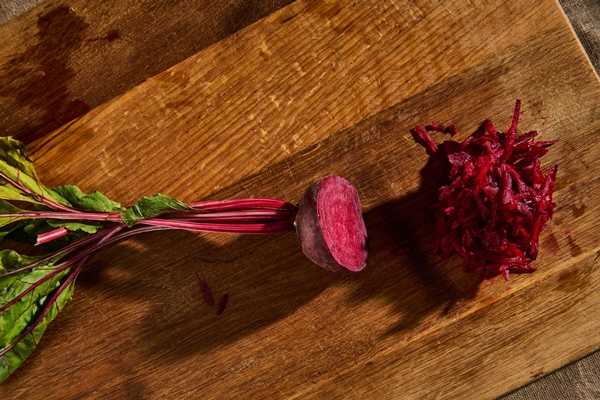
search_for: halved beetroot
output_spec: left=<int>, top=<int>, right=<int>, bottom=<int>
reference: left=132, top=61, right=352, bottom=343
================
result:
left=295, top=175, right=368, bottom=272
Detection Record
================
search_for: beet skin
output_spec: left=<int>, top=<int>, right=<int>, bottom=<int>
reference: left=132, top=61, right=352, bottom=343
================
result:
left=295, top=175, right=368, bottom=272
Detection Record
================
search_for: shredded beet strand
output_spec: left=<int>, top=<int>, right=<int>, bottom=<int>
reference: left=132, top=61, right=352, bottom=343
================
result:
left=412, top=100, right=557, bottom=280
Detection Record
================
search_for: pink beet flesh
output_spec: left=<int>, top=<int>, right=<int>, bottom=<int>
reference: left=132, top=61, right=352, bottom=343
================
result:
left=296, top=175, right=368, bottom=272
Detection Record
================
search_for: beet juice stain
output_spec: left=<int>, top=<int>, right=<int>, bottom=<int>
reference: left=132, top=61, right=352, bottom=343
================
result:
left=0, top=6, right=90, bottom=144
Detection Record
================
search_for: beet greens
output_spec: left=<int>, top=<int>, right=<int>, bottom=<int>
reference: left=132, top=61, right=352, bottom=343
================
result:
left=0, top=137, right=302, bottom=382
left=0, top=136, right=369, bottom=383
left=411, top=100, right=557, bottom=280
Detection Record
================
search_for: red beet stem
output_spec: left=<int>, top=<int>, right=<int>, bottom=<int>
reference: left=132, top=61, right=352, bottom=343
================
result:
left=35, top=227, right=70, bottom=245
left=170, top=209, right=295, bottom=222
left=137, top=218, right=294, bottom=234
left=188, top=198, right=296, bottom=211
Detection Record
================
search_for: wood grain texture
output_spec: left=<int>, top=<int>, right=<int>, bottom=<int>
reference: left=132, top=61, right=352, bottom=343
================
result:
left=24, top=0, right=567, bottom=206
left=0, top=0, right=294, bottom=143
left=0, top=0, right=599, bottom=398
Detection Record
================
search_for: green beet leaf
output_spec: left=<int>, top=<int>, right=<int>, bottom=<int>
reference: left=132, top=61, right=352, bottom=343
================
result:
left=0, top=249, right=74, bottom=383
left=44, top=185, right=125, bottom=235
left=0, top=199, right=26, bottom=224
left=121, top=193, right=193, bottom=227
left=0, top=137, right=66, bottom=206
left=0, top=249, right=44, bottom=275
left=0, top=278, right=75, bottom=384
left=0, top=200, right=27, bottom=242
left=0, top=138, right=39, bottom=183
left=0, top=137, right=123, bottom=217
left=45, top=219, right=106, bottom=235
left=0, top=135, right=126, bottom=239
left=51, top=185, right=124, bottom=213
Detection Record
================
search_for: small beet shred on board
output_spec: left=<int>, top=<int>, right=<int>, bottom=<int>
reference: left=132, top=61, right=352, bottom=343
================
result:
left=411, top=100, right=557, bottom=280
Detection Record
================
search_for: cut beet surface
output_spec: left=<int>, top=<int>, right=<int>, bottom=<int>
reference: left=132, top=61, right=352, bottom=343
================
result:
left=295, top=175, right=368, bottom=272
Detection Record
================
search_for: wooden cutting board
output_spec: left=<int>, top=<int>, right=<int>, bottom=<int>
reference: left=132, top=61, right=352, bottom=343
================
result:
left=1, top=0, right=600, bottom=398
left=0, top=0, right=295, bottom=144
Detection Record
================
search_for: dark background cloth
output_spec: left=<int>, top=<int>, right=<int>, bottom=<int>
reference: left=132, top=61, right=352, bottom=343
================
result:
left=1, top=1, right=599, bottom=398
left=558, top=0, right=600, bottom=77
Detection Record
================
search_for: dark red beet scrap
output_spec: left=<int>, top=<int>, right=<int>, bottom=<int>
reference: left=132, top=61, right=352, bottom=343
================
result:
left=216, top=293, right=229, bottom=316
left=411, top=100, right=557, bottom=280
left=196, top=274, right=229, bottom=315
left=196, top=273, right=216, bottom=308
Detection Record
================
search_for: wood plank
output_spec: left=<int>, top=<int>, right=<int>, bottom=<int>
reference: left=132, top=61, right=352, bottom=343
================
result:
left=27, top=0, right=568, bottom=207
left=1, top=0, right=599, bottom=398
left=0, top=0, right=294, bottom=143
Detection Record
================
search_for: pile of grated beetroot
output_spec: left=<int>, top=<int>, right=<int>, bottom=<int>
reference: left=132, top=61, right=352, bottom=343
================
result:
left=412, top=100, right=557, bottom=280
